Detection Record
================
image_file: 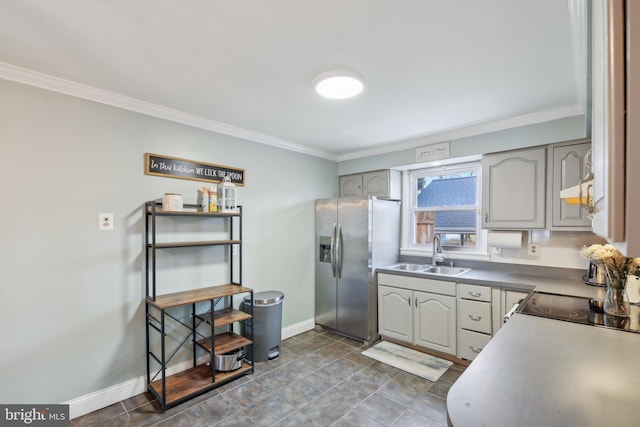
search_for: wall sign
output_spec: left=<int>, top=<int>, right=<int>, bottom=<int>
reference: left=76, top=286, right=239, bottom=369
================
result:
left=416, top=142, right=450, bottom=163
left=145, top=153, right=245, bottom=186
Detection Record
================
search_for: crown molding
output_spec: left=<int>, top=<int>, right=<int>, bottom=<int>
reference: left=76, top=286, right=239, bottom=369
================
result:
left=0, top=61, right=338, bottom=161
left=0, top=61, right=585, bottom=165
left=336, top=104, right=586, bottom=162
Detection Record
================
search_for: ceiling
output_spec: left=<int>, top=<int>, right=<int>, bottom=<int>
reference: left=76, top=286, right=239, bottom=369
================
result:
left=0, top=0, right=587, bottom=161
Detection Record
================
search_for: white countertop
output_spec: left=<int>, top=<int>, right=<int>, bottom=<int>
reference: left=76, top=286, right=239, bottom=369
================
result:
left=447, top=312, right=640, bottom=427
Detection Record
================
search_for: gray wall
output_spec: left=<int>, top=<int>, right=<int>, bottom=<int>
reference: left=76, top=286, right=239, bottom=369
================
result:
left=0, top=79, right=336, bottom=404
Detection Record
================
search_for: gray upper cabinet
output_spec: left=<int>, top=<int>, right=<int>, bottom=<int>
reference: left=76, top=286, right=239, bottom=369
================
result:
left=339, top=169, right=401, bottom=199
left=548, top=139, right=592, bottom=229
left=339, top=174, right=363, bottom=197
left=482, top=146, right=546, bottom=229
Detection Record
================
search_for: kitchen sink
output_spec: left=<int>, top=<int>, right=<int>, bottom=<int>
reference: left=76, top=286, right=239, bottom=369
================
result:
left=387, top=263, right=431, bottom=271
left=384, top=263, right=471, bottom=276
left=422, top=266, right=471, bottom=276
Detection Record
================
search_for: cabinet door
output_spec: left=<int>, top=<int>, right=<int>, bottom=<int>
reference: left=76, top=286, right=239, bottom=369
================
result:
left=362, top=171, right=389, bottom=198
left=378, top=285, right=413, bottom=342
left=502, top=289, right=529, bottom=324
left=414, top=291, right=456, bottom=355
left=482, top=147, right=546, bottom=229
left=550, top=141, right=592, bottom=228
left=339, top=174, right=363, bottom=197
left=591, top=0, right=625, bottom=243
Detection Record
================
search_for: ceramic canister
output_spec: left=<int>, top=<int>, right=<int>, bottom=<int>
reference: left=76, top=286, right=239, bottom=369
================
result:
left=162, top=193, right=183, bottom=211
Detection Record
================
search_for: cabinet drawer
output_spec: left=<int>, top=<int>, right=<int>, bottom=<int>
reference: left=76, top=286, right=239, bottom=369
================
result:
left=458, top=329, right=491, bottom=361
left=459, top=299, right=492, bottom=334
left=459, top=283, right=491, bottom=302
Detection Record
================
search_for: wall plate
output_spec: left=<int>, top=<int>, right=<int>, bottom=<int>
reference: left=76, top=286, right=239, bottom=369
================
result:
left=99, top=213, right=114, bottom=231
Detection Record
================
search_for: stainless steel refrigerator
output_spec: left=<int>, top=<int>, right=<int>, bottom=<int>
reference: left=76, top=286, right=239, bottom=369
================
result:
left=315, top=196, right=400, bottom=344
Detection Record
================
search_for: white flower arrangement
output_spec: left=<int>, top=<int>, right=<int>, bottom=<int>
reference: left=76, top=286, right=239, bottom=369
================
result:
left=580, top=244, right=640, bottom=288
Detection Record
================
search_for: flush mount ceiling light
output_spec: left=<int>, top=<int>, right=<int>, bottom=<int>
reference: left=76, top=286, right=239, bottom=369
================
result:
left=313, top=69, right=364, bottom=99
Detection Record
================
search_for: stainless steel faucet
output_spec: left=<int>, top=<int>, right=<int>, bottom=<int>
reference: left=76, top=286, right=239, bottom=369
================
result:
left=432, top=234, right=445, bottom=265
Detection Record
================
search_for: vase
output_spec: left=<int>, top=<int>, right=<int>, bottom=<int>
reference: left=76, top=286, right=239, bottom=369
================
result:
left=603, top=277, right=630, bottom=317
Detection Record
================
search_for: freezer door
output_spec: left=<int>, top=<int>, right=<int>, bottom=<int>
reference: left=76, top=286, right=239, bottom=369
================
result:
left=336, top=197, right=371, bottom=340
left=315, top=198, right=338, bottom=329
left=371, top=198, right=401, bottom=269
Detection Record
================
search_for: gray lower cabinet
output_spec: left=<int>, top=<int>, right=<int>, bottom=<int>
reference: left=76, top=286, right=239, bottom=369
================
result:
left=501, top=289, right=530, bottom=324
left=548, top=139, right=592, bottom=229
left=378, top=274, right=456, bottom=355
left=414, top=291, right=457, bottom=354
left=457, top=283, right=494, bottom=361
left=482, top=146, right=547, bottom=229
left=378, top=274, right=532, bottom=361
left=378, top=285, right=413, bottom=342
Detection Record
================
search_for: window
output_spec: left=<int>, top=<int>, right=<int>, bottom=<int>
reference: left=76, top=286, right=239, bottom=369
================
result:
left=407, top=162, right=482, bottom=253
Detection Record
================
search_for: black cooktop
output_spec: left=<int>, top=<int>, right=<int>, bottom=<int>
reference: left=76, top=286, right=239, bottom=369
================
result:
left=517, top=291, right=640, bottom=334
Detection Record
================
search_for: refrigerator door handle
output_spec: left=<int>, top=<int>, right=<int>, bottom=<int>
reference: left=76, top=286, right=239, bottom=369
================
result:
left=330, top=223, right=337, bottom=278
left=336, top=224, right=343, bottom=279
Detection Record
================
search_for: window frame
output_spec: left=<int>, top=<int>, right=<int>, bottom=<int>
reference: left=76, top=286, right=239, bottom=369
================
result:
left=402, top=161, right=487, bottom=256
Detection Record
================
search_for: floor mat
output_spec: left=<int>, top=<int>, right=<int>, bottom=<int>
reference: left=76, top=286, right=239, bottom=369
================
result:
left=361, top=341, right=453, bottom=381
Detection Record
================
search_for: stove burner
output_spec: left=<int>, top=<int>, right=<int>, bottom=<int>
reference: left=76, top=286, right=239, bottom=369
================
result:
left=525, top=294, right=590, bottom=321
left=529, top=305, right=589, bottom=321
left=517, top=291, right=640, bottom=334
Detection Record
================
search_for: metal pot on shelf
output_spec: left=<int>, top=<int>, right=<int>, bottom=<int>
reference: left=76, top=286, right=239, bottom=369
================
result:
left=214, top=349, right=245, bottom=372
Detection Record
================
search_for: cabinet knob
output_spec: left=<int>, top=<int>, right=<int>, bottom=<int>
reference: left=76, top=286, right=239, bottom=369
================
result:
left=468, top=315, right=482, bottom=321
left=470, top=346, right=483, bottom=353
left=484, top=213, right=488, bottom=223
left=468, top=291, right=482, bottom=298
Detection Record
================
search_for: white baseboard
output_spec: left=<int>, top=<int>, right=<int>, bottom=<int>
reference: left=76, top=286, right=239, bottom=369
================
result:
left=66, top=319, right=315, bottom=419
left=65, top=373, right=146, bottom=420
left=281, top=318, right=315, bottom=340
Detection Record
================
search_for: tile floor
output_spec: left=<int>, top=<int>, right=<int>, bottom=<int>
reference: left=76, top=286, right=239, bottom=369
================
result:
left=71, top=329, right=466, bottom=427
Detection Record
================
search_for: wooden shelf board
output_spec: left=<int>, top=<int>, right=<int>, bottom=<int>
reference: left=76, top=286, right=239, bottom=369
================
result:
left=149, top=362, right=252, bottom=407
left=148, top=240, right=241, bottom=249
left=197, top=308, right=252, bottom=327
left=147, top=284, right=253, bottom=309
left=196, top=332, right=252, bottom=355
left=146, top=203, right=240, bottom=218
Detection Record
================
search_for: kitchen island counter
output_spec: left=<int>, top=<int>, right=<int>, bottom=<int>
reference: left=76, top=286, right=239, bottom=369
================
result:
left=446, top=313, right=640, bottom=427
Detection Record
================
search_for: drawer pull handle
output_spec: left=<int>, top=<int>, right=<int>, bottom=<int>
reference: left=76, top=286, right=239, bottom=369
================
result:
left=470, top=346, right=482, bottom=353
left=468, top=315, right=482, bottom=321
left=468, top=291, right=482, bottom=298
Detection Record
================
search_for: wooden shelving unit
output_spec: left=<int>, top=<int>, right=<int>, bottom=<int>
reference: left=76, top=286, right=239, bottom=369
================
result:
left=144, top=202, right=253, bottom=410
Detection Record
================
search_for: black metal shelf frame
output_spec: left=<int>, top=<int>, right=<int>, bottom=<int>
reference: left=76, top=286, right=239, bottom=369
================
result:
left=143, top=201, right=253, bottom=410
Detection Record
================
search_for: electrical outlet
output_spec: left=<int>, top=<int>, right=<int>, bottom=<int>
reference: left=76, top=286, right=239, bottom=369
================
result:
left=490, top=246, right=502, bottom=255
left=528, top=243, right=539, bottom=256
left=99, top=213, right=114, bottom=231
